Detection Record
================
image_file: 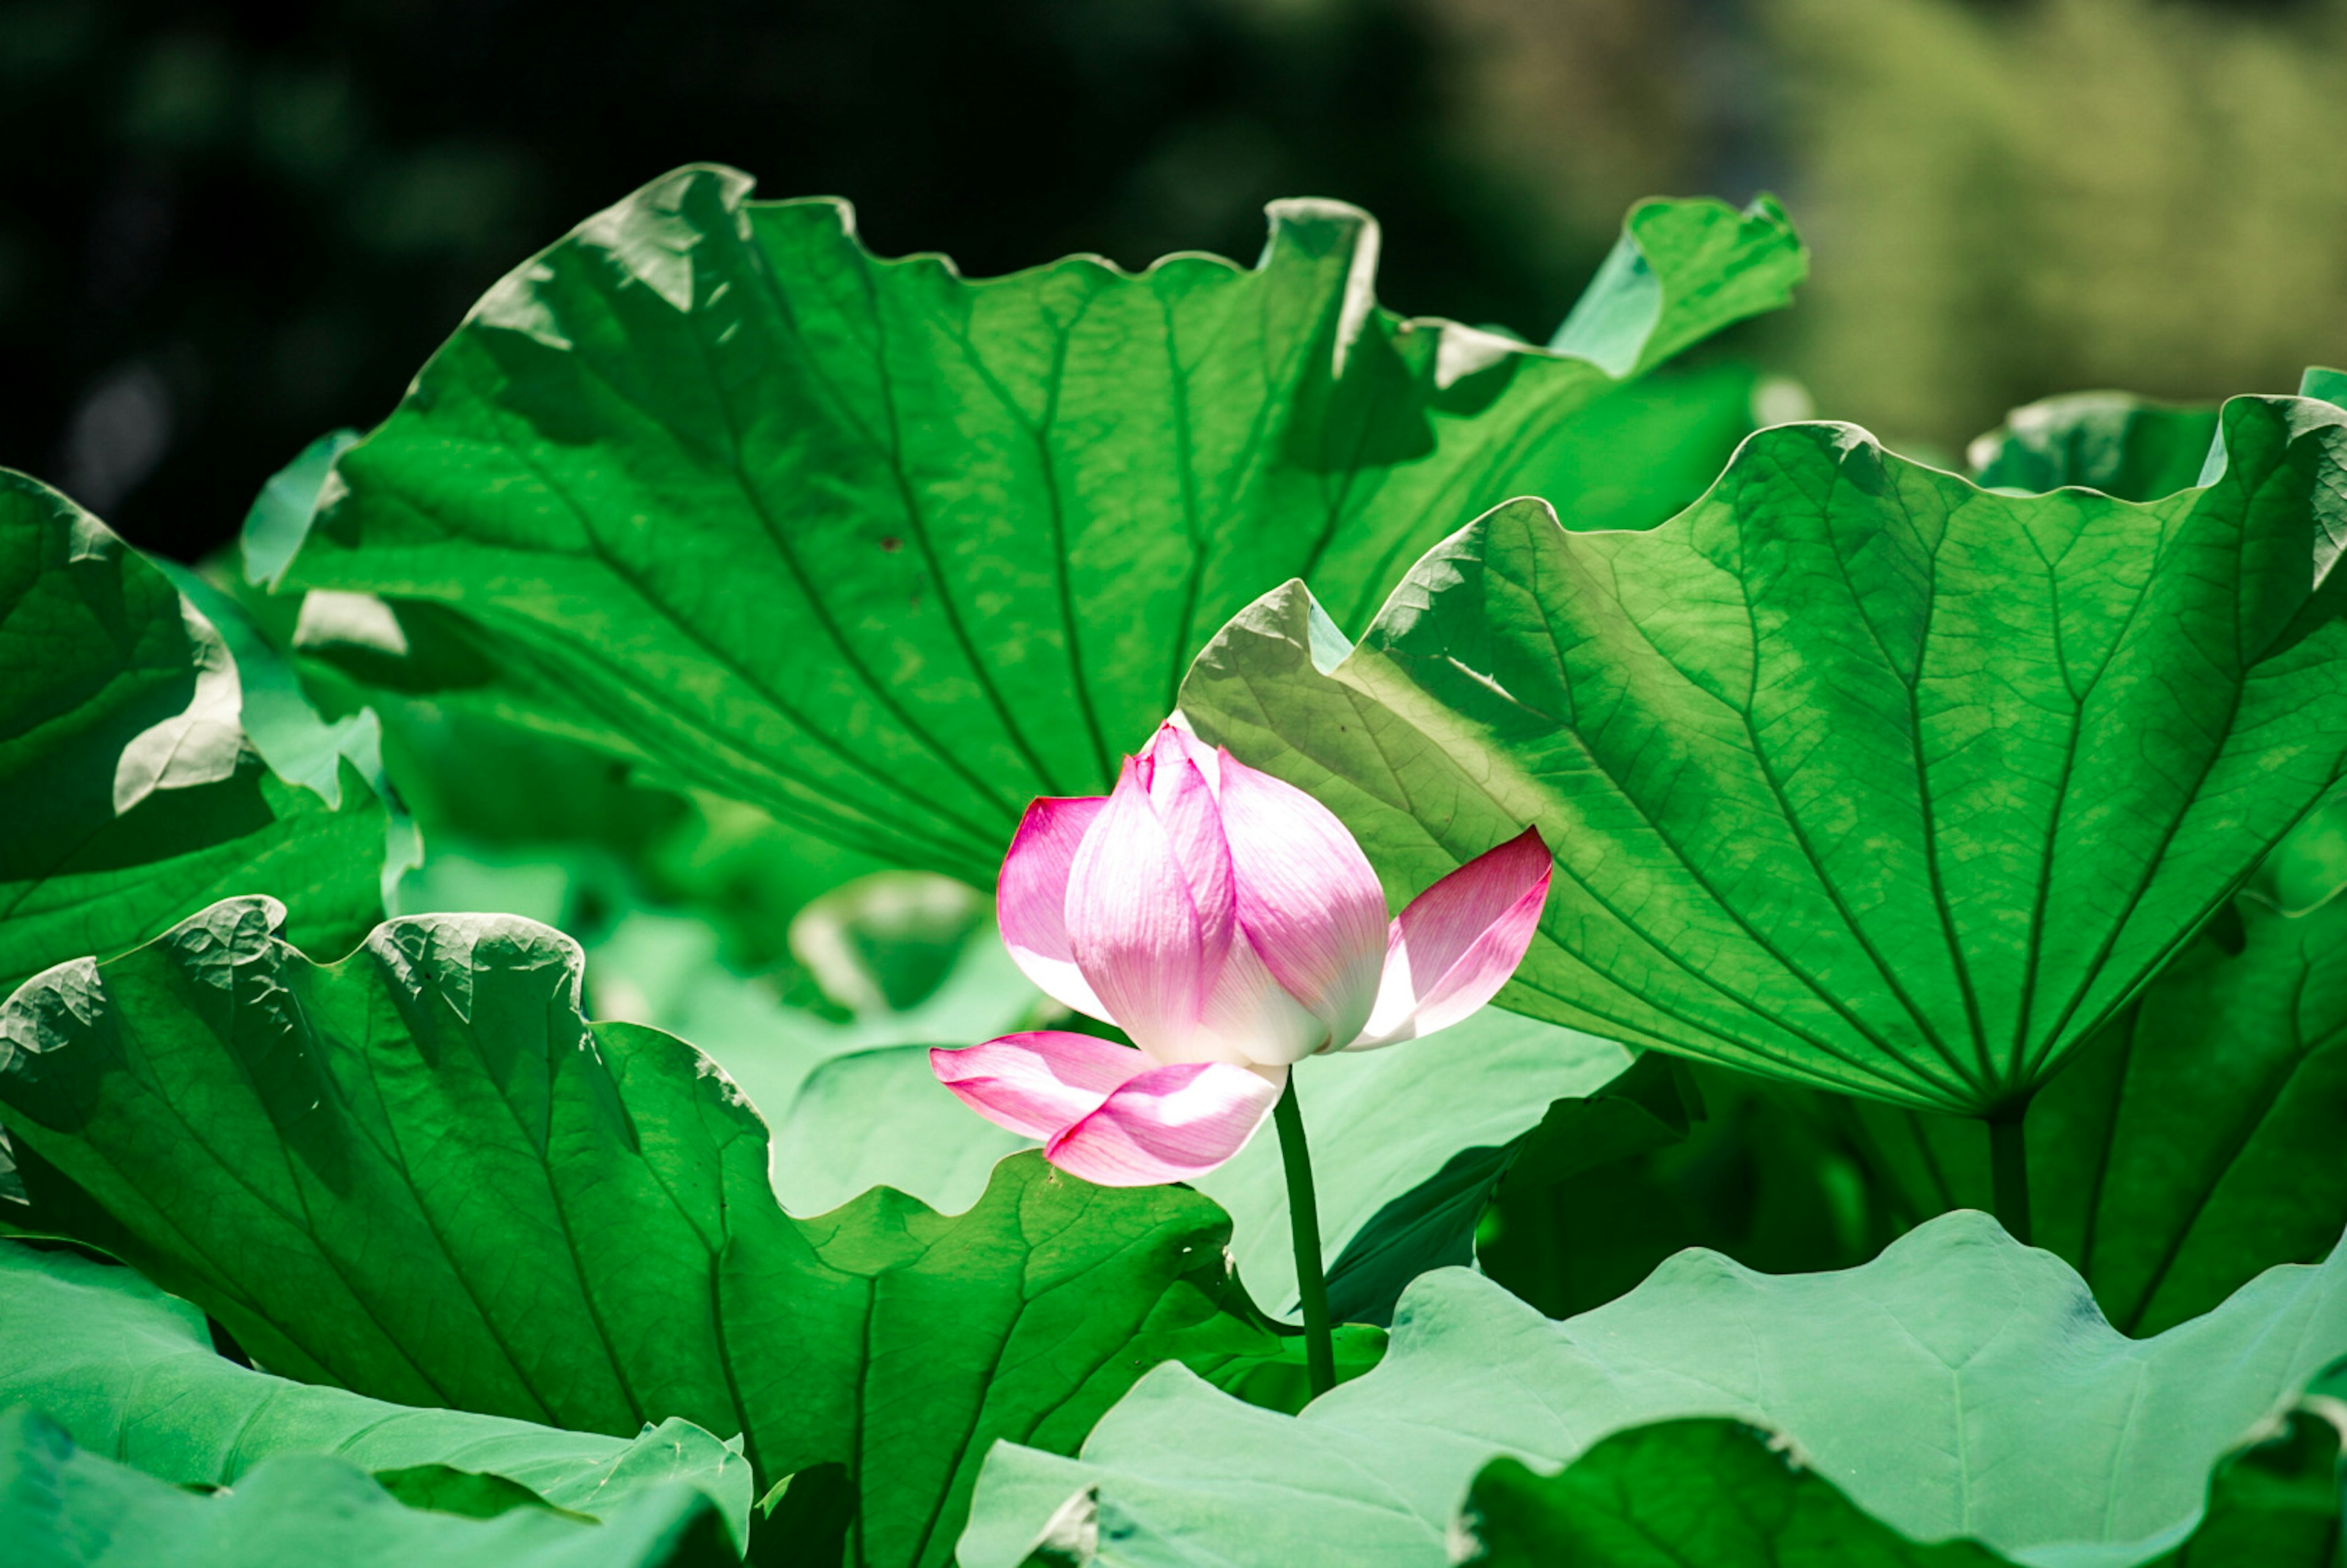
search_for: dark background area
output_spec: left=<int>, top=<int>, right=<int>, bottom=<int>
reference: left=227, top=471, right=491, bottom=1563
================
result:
left=6, top=0, right=2342, bottom=563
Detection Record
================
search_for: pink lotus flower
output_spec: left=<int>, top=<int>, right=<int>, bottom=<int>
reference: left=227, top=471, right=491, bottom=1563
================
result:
left=931, top=722, right=1551, bottom=1187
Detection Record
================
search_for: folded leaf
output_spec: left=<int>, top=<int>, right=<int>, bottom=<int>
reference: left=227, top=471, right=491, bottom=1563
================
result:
left=285, top=165, right=1802, bottom=879
left=0, top=898, right=1289, bottom=1568
left=0, top=1404, right=732, bottom=1567
left=1181, top=397, right=2347, bottom=1114
left=958, top=1211, right=2347, bottom=1568
left=0, top=471, right=385, bottom=999
left=1456, top=1407, right=2346, bottom=1568
left=0, top=1241, right=749, bottom=1541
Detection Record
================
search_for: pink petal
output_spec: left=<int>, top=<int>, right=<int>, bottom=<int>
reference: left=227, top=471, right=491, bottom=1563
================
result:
left=1066, top=756, right=1233, bottom=1060
left=930, top=1031, right=1150, bottom=1139
left=1355, top=827, right=1552, bottom=1049
left=1144, top=720, right=1223, bottom=792
left=997, top=796, right=1111, bottom=1019
left=1216, top=752, right=1390, bottom=1047
left=1045, top=1060, right=1285, bottom=1186
left=1142, top=736, right=1236, bottom=950
left=1191, top=928, right=1328, bottom=1067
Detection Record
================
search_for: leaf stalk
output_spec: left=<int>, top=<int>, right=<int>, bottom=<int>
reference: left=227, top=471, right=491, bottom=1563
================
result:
left=1272, top=1074, right=1337, bottom=1398
left=1987, top=1101, right=2033, bottom=1247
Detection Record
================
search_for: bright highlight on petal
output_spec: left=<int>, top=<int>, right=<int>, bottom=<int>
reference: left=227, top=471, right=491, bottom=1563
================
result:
left=1066, top=757, right=1231, bottom=1060
left=997, top=796, right=1111, bottom=1020
left=1044, top=1060, right=1285, bottom=1187
left=1357, top=827, right=1552, bottom=1049
left=1215, top=755, right=1389, bottom=1047
left=928, top=1031, right=1148, bottom=1140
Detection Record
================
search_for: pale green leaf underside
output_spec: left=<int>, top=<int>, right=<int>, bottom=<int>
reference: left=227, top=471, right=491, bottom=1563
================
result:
left=0, top=470, right=385, bottom=998
left=960, top=1211, right=2347, bottom=1568
left=287, top=164, right=1802, bottom=879
left=1181, top=397, right=2347, bottom=1113
left=769, top=1008, right=1637, bottom=1326
left=0, top=898, right=1288, bottom=1568
left=0, top=1405, right=730, bottom=1567
left=0, top=1242, right=750, bottom=1539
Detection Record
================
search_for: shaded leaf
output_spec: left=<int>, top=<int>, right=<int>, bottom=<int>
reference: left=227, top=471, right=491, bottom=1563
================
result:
left=1966, top=392, right=2217, bottom=502
left=1181, top=397, right=2347, bottom=1114
left=0, top=470, right=385, bottom=999
left=1457, top=1406, right=2347, bottom=1568
left=1462, top=1422, right=2007, bottom=1567
left=1474, top=1060, right=1886, bottom=1321
left=373, top=1464, right=597, bottom=1523
left=0, top=898, right=1290, bottom=1568
left=284, top=166, right=1802, bottom=878
left=1837, top=890, right=2347, bottom=1333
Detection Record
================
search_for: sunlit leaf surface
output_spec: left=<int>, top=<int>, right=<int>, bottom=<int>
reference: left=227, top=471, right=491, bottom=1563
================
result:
left=285, top=165, right=1802, bottom=877
left=1183, top=396, right=2347, bottom=1113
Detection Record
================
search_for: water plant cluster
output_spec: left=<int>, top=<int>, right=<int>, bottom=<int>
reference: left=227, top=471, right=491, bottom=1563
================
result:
left=4, top=164, right=2344, bottom=1566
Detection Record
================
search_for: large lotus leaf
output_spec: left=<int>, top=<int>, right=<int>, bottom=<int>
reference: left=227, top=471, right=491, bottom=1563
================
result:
left=1180, top=396, right=2347, bottom=1114
left=281, top=164, right=1802, bottom=879
left=0, top=471, right=384, bottom=999
left=766, top=1012, right=1677, bottom=1325
left=1455, top=1405, right=2346, bottom=1568
left=0, top=899, right=1292, bottom=1568
left=958, top=1212, right=2347, bottom=1568
left=0, top=1241, right=749, bottom=1539
left=0, top=1404, right=731, bottom=1567
left=1834, top=888, right=2347, bottom=1335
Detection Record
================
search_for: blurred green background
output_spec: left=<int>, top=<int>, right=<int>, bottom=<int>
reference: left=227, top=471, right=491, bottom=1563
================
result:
left=3, top=0, right=2340, bottom=561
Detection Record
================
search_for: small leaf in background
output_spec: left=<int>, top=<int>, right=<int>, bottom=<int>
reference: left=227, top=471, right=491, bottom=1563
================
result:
left=282, top=166, right=1801, bottom=879
left=958, top=1211, right=2347, bottom=1567
left=1181, top=392, right=2347, bottom=1115
left=0, top=1242, right=750, bottom=1541
left=1965, top=390, right=2219, bottom=502
left=0, top=898, right=1298, bottom=1567
left=0, top=469, right=386, bottom=1000
left=0, top=1405, right=733, bottom=1567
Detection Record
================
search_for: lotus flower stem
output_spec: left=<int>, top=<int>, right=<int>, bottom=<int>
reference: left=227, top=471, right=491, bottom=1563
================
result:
left=1987, top=1102, right=2033, bottom=1247
left=1273, top=1074, right=1336, bottom=1398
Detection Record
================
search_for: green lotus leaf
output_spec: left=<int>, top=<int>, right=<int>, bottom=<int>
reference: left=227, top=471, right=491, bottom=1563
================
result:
left=1836, top=887, right=2347, bottom=1335
left=959, top=1211, right=2347, bottom=1567
left=0, top=1404, right=732, bottom=1567
left=1966, top=391, right=2219, bottom=503
left=1180, top=394, right=2347, bottom=1114
left=0, top=471, right=386, bottom=1000
left=281, top=164, right=1801, bottom=879
left=1461, top=1420, right=2013, bottom=1567
left=0, top=1240, right=749, bottom=1541
left=1455, top=1404, right=2346, bottom=1567
left=0, top=898, right=1293, bottom=1567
